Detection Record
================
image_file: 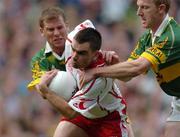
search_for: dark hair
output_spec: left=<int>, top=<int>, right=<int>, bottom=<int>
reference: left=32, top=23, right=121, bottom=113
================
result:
left=74, top=28, right=102, bottom=51
left=153, top=0, right=170, bottom=13
left=39, top=7, right=66, bottom=28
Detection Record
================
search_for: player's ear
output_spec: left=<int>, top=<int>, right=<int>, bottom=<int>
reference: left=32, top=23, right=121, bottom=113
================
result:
left=158, top=4, right=166, bottom=14
left=39, top=27, right=44, bottom=37
left=65, top=21, right=70, bottom=33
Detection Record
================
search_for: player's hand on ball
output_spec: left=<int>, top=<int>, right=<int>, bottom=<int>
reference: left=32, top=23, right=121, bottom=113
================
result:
left=37, top=70, right=58, bottom=97
left=40, top=70, right=58, bottom=87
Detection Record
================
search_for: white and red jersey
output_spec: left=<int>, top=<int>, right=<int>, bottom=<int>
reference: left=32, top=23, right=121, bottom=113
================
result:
left=66, top=53, right=127, bottom=121
left=62, top=20, right=128, bottom=137
left=64, top=19, right=127, bottom=121
left=56, top=20, right=128, bottom=137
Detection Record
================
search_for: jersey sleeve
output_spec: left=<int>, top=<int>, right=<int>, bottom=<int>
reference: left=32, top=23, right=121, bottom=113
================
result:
left=128, top=40, right=146, bottom=61
left=140, top=37, right=168, bottom=69
left=128, top=32, right=169, bottom=70
left=68, top=77, right=113, bottom=118
left=27, top=49, right=49, bottom=91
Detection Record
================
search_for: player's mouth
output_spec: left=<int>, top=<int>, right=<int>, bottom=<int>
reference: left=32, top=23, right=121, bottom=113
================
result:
left=141, top=18, right=147, bottom=26
left=53, top=38, right=65, bottom=44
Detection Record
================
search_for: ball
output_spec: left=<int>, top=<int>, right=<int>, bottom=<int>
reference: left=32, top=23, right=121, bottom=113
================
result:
left=49, top=71, right=77, bottom=101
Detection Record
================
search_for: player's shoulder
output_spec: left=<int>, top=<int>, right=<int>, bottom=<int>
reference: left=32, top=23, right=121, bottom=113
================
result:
left=168, top=18, right=180, bottom=30
left=31, top=48, right=46, bottom=63
left=158, top=19, right=180, bottom=47
left=141, top=30, right=151, bottom=39
left=138, top=29, right=151, bottom=44
left=166, top=18, right=180, bottom=40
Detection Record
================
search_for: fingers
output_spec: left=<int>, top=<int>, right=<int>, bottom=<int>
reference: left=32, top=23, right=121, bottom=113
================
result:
left=79, top=70, right=95, bottom=89
left=79, top=72, right=85, bottom=89
left=46, top=70, right=58, bottom=80
left=102, top=51, right=112, bottom=63
left=79, top=78, right=84, bottom=90
left=106, top=52, right=113, bottom=63
left=44, top=70, right=57, bottom=81
left=46, top=69, right=58, bottom=75
left=34, top=70, right=58, bottom=99
left=111, top=54, right=120, bottom=64
left=38, top=70, right=58, bottom=89
left=102, top=50, right=120, bottom=65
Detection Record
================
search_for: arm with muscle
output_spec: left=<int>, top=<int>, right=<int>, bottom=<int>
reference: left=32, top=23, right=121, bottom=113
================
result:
left=37, top=70, right=79, bottom=119
left=84, top=57, right=151, bottom=83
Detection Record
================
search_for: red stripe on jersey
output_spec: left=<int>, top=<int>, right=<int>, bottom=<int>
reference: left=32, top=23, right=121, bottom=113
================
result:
left=109, top=91, right=127, bottom=115
left=67, top=37, right=72, bottom=43
left=109, top=91, right=127, bottom=105
left=87, top=52, right=105, bottom=69
left=80, top=24, right=86, bottom=29
left=72, top=79, right=96, bottom=99
left=65, top=56, right=72, bottom=64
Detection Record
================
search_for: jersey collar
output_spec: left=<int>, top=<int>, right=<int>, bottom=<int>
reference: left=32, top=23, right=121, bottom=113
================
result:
left=86, top=52, right=105, bottom=69
left=152, top=14, right=170, bottom=37
left=44, top=42, right=65, bottom=60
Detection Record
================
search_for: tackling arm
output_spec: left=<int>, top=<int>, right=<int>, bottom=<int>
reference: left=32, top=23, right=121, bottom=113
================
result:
left=93, top=57, right=151, bottom=81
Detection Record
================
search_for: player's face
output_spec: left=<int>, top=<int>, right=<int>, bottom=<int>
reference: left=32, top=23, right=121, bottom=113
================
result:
left=137, top=0, right=163, bottom=32
left=40, top=16, right=68, bottom=54
left=71, top=39, right=97, bottom=69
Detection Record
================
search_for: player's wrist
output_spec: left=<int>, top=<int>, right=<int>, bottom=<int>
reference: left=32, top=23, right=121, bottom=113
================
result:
left=39, top=84, right=49, bottom=95
left=93, top=68, right=100, bottom=78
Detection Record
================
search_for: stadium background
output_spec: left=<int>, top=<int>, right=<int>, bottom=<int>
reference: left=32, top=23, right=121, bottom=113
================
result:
left=0, top=0, right=179, bottom=137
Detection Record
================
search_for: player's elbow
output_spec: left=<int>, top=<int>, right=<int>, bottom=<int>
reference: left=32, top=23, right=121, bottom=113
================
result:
left=63, top=108, right=78, bottom=119
left=129, top=63, right=147, bottom=77
left=130, top=57, right=150, bottom=76
left=121, top=77, right=132, bottom=82
left=120, top=58, right=149, bottom=80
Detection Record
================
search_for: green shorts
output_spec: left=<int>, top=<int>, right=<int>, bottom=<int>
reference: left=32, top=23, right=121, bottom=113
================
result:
left=167, top=97, right=180, bottom=122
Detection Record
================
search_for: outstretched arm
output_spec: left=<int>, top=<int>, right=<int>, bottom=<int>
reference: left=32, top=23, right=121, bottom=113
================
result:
left=81, top=57, right=151, bottom=86
left=95, top=57, right=150, bottom=79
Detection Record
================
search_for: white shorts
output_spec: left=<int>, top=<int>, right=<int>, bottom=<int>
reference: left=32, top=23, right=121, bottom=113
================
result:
left=167, top=97, right=180, bottom=122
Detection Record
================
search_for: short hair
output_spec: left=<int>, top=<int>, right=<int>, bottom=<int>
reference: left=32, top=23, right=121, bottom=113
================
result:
left=153, top=0, right=170, bottom=13
left=39, top=7, right=66, bottom=28
left=74, top=28, right=102, bottom=51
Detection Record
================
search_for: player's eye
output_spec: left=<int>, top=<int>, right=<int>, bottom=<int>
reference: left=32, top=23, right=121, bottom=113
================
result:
left=47, top=28, right=54, bottom=32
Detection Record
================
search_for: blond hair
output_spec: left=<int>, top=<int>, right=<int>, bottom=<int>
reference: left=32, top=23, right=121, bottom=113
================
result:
left=39, top=7, right=66, bottom=28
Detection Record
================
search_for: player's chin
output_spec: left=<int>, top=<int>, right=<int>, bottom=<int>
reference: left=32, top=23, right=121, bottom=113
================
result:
left=54, top=40, right=65, bottom=46
left=72, top=63, right=78, bottom=68
left=142, top=23, right=149, bottom=29
left=54, top=43, right=64, bottom=48
left=141, top=21, right=147, bottom=28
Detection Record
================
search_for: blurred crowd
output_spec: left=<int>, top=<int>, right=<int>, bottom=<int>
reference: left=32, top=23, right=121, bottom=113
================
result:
left=0, top=0, right=180, bottom=137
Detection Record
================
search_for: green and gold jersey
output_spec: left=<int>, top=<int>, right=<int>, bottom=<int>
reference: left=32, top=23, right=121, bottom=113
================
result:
left=129, top=18, right=180, bottom=97
left=27, top=48, right=66, bottom=91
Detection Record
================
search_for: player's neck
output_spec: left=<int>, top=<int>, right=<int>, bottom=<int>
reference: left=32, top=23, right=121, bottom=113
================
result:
left=53, top=47, right=65, bottom=56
